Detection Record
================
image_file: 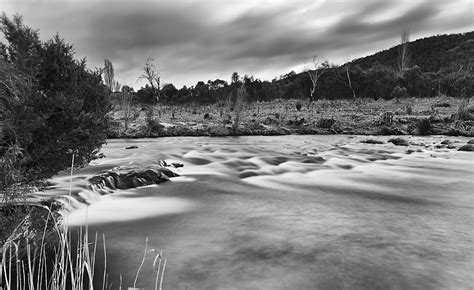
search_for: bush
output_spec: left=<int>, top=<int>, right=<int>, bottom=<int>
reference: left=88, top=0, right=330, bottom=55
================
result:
left=0, top=14, right=111, bottom=185
left=145, top=107, right=163, bottom=135
left=416, top=118, right=432, bottom=135
left=295, top=100, right=302, bottom=111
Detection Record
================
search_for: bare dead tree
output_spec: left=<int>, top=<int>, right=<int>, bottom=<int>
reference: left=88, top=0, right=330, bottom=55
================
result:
left=397, top=29, right=410, bottom=77
left=345, top=65, right=356, bottom=101
left=304, top=56, right=328, bottom=107
left=103, top=58, right=115, bottom=91
left=454, top=61, right=472, bottom=78
left=335, top=64, right=357, bottom=101
left=139, top=57, right=160, bottom=102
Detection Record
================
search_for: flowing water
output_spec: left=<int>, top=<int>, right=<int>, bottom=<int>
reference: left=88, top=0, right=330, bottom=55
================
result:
left=41, top=135, right=474, bottom=289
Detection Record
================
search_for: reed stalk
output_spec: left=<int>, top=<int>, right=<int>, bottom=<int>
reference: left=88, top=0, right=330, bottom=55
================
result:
left=1, top=153, right=167, bottom=290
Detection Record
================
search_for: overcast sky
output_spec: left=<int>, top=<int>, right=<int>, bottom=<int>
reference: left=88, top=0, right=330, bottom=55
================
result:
left=1, top=0, right=473, bottom=89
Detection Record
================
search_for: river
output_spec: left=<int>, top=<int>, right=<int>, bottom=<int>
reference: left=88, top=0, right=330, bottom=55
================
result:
left=40, top=135, right=474, bottom=289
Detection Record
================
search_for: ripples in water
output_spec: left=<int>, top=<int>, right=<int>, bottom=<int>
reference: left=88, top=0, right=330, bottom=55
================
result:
left=41, top=135, right=474, bottom=289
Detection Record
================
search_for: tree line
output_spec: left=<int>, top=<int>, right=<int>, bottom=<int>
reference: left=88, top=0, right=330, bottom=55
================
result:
left=119, top=31, right=473, bottom=106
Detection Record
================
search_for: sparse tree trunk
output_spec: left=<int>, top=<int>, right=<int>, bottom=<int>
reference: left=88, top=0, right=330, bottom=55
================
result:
left=121, top=92, right=133, bottom=132
left=397, top=29, right=410, bottom=78
left=304, top=56, right=327, bottom=108
left=103, top=59, right=115, bottom=91
left=346, top=66, right=356, bottom=101
left=233, top=83, right=246, bottom=133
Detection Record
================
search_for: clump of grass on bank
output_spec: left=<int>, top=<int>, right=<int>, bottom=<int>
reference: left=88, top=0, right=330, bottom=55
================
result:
left=452, top=98, right=472, bottom=122
left=1, top=219, right=167, bottom=289
left=1, top=205, right=102, bottom=290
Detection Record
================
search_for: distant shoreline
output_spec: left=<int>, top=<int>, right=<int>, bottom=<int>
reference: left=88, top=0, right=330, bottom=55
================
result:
left=107, top=97, right=474, bottom=139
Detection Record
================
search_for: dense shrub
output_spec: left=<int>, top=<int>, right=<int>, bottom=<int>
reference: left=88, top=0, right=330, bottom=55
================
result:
left=0, top=14, right=111, bottom=185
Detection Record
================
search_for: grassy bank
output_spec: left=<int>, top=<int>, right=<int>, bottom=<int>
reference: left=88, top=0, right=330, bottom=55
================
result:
left=1, top=176, right=167, bottom=290
left=108, top=96, right=474, bottom=138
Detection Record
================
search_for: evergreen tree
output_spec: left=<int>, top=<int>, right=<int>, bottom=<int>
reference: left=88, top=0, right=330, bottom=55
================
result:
left=0, top=14, right=111, bottom=183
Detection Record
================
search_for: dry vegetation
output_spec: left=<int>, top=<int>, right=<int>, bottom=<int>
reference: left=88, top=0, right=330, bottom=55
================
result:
left=109, top=96, right=474, bottom=138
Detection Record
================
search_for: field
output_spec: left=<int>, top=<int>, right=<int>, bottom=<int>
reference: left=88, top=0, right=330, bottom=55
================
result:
left=109, top=96, right=473, bottom=138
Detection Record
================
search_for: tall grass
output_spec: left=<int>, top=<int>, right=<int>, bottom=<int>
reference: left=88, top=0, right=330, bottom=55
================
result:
left=1, top=155, right=167, bottom=289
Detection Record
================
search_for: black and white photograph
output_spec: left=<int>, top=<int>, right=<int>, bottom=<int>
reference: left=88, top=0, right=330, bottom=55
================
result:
left=1, top=0, right=473, bottom=289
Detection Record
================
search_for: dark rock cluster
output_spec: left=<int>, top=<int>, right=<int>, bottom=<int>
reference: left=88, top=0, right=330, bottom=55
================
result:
left=88, top=165, right=180, bottom=191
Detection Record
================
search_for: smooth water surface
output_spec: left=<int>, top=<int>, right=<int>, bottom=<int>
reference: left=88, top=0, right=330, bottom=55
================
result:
left=42, top=135, right=474, bottom=289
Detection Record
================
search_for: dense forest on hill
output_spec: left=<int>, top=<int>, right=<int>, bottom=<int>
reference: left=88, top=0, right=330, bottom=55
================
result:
left=130, top=31, right=473, bottom=106
left=351, top=32, right=474, bottom=72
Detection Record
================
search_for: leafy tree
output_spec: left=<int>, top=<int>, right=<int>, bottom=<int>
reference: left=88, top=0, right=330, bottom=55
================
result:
left=208, top=79, right=228, bottom=90
left=231, top=72, right=240, bottom=84
left=136, top=84, right=159, bottom=104
left=403, top=66, right=425, bottom=97
left=194, top=81, right=209, bottom=100
left=160, top=83, right=178, bottom=103
left=121, top=85, right=134, bottom=94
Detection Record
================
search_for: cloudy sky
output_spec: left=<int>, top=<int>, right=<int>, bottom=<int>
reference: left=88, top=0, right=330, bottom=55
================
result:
left=1, top=0, right=473, bottom=89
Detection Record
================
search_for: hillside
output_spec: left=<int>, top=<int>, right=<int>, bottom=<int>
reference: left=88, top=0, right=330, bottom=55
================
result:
left=350, top=31, right=474, bottom=72
left=267, top=31, right=474, bottom=102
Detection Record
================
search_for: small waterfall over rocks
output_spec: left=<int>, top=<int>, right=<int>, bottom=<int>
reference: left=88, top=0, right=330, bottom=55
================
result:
left=51, top=160, right=183, bottom=209
left=87, top=162, right=181, bottom=193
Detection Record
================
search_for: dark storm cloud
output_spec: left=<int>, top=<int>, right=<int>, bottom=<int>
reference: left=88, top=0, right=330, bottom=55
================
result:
left=330, top=1, right=437, bottom=36
left=1, top=0, right=472, bottom=88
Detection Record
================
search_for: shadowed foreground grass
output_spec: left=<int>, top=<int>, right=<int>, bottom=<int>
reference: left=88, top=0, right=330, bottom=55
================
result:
left=1, top=155, right=167, bottom=290
left=1, top=211, right=166, bottom=290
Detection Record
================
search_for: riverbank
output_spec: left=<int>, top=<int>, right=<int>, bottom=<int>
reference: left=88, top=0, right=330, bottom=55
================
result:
left=108, top=96, right=474, bottom=138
